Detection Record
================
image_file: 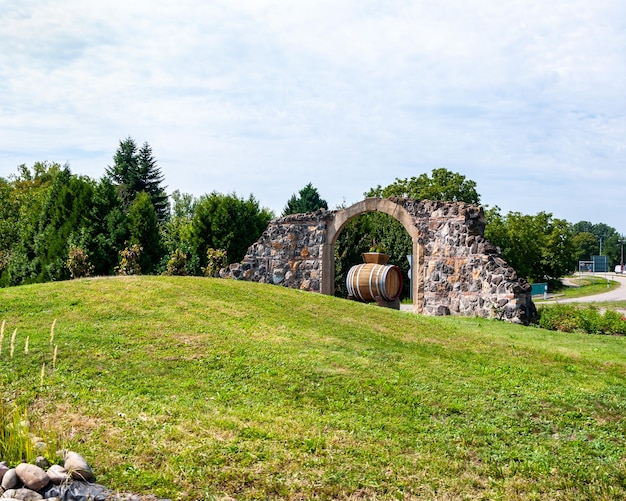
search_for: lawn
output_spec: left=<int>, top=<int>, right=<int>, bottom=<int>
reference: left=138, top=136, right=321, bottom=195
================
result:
left=1, top=276, right=625, bottom=500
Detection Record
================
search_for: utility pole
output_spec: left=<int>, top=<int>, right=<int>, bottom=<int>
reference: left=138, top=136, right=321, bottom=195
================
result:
left=599, top=236, right=603, bottom=256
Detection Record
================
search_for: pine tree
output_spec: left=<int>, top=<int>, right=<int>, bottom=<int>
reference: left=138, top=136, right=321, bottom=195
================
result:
left=282, top=183, right=328, bottom=216
left=136, top=142, right=169, bottom=222
left=106, top=137, right=139, bottom=209
left=106, top=137, right=169, bottom=222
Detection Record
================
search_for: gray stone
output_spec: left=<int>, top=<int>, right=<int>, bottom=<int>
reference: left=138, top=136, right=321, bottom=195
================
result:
left=62, top=451, right=94, bottom=481
left=1, top=469, right=18, bottom=491
left=10, top=488, right=43, bottom=500
left=15, top=464, right=48, bottom=491
left=45, top=465, right=69, bottom=485
left=0, top=464, right=8, bottom=482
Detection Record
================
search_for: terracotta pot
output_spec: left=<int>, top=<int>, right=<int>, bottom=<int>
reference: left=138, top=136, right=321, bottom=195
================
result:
left=361, top=252, right=390, bottom=265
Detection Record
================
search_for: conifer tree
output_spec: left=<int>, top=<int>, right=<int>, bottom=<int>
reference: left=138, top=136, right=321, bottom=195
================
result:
left=282, top=182, right=328, bottom=216
left=106, top=137, right=169, bottom=222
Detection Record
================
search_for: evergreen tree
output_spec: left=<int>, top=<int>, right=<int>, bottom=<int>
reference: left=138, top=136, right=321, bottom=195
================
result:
left=282, top=183, right=328, bottom=216
left=5, top=163, right=62, bottom=285
left=191, top=192, right=273, bottom=267
left=106, top=137, right=139, bottom=209
left=136, top=142, right=169, bottom=222
left=106, top=137, right=169, bottom=222
left=84, top=178, right=128, bottom=276
left=127, top=191, right=163, bottom=274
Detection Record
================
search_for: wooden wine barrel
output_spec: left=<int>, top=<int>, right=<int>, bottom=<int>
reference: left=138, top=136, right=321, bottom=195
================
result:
left=346, top=263, right=403, bottom=302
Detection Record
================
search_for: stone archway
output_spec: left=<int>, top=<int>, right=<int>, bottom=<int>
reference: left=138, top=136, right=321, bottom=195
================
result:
left=320, top=198, right=423, bottom=313
left=220, top=197, right=534, bottom=324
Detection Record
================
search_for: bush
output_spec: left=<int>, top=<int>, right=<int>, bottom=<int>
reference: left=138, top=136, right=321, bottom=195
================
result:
left=536, top=304, right=626, bottom=335
left=163, top=249, right=188, bottom=276
left=116, top=243, right=142, bottom=276
left=67, top=245, right=94, bottom=279
left=203, top=248, right=227, bottom=277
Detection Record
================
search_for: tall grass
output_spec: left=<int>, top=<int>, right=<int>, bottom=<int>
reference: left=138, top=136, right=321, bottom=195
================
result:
left=0, top=319, right=63, bottom=466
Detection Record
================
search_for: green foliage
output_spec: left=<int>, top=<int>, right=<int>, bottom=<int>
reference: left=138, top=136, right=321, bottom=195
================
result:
left=66, top=245, right=94, bottom=279
left=536, top=304, right=626, bottom=335
left=572, top=231, right=600, bottom=263
left=485, top=207, right=576, bottom=281
left=368, top=167, right=480, bottom=204
left=116, top=243, right=143, bottom=275
left=84, top=178, right=128, bottom=276
left=6, top=165, right=98, bottom=285
left=4, top=163, right=63, bottom=286
left=282, top=182, right=328, bottom=216
left=572, top=220, right=621, bottom=267
left=127, top=192, right=162, bottom=274
left=35, top=169, right=96, bottom=282
left=106, top=137, right=169, bottom=222
left=202, top=248, right=228, bottom=277
left=163, top=249, right=188, bottom=276
left=334, top=213, right=411, bottom=298
left=190, top=192, right=273, bottom=267
left=161, top=191, right=199, bottom=276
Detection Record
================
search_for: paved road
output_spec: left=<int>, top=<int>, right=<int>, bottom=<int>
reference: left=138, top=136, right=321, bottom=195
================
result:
left=546, top=273, right=626, bottom=303
left=399, top=274, right=626, bottom=312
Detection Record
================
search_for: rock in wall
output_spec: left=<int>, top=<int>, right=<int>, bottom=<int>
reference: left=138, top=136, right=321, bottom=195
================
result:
left=219, top=209, right=328, bottom=292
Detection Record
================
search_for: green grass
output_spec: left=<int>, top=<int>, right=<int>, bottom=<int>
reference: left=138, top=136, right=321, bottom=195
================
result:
left=536, top=275, right=619, bottom=301
left=1, top=276, right=626, bottom=500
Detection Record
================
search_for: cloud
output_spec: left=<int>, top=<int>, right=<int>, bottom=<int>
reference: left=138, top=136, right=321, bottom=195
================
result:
left=0, top=0, right=624, bottom=229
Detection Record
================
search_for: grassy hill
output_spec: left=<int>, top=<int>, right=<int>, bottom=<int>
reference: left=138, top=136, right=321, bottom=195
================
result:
left=1, top=276, right=625, bottom=500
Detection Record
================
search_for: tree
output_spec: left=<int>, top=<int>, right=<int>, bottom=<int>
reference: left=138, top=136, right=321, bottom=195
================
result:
left=484, top=208, right=576, bottom=282
left=33, top=168, right=96, bottom=282
left=136, top=142, right=169, bottom=222
left=127, top=191, right=163, bottom=274
left=83, top=178, right=128, bottom=276
left=106, top=137, right=169, bottom=222
left=368, top=168, right=480, bottom=204
left=106, top=137, right=138, bottom=209
left=191, top=192, right=273, bottom=268
left=162, top=190, right=199, bottom=275
left=572, top=232, right=599, bottom=263
left=572, top=221, right=620, bottom=267
left=282, top=183, right=328, bottom=216
left=4, top=162, right=63, bottom=286
left=0, top=178, right=19, bottom=274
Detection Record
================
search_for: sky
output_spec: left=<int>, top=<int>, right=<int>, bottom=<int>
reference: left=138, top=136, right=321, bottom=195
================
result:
left=1, top=1, right=625, bottom=232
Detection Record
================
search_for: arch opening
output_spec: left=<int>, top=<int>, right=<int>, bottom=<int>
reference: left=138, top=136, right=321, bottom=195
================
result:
left=321, top=198, right=423, bottom=312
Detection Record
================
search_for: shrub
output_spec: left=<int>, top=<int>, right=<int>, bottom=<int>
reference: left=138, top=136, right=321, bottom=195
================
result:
left=536, top=304, right=626, bottom=335
left=202, top=248, right=227, bottom=277
left=116, top=243, right=142, bottom=276
left=163, top=249, right=188, bottom=276
left=67, top=245, right=94, bottom=279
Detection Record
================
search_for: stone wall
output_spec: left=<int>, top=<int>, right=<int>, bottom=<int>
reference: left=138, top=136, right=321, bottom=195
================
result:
left=220, top=198, right=535, bottom=324
left=219, top=210, right=328, bottom=292
left=412, top=200, right=534, bottom=322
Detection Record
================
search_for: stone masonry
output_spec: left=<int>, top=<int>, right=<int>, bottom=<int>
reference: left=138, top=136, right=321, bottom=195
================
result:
left=220, top=197, right=535, bottom=324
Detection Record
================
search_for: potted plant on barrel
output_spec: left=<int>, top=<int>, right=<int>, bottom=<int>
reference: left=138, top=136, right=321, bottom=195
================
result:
left=362, top=239, right=389, bottom=265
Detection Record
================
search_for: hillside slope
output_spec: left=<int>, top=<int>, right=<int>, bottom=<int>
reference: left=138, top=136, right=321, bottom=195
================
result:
left=1, top=276, right=625, bottom=500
